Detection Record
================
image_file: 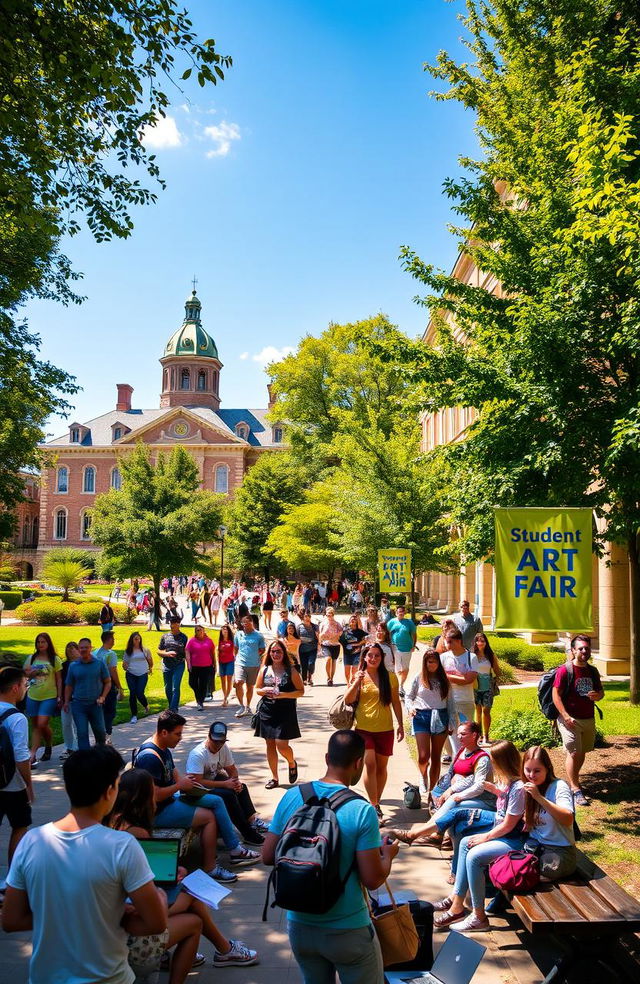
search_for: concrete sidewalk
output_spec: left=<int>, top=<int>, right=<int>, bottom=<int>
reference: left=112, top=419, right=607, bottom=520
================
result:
left=0, top=653, right=550, bottom=984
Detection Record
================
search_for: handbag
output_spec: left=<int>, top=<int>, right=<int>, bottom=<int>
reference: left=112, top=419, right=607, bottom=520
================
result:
left=403, top=782, right=422, bottom=810
left=488, top=850, right=540, bottom=893
left=490, top=673, right=500, bottom=698
left=250, top=697, right=264, bottom=729
left=365, top=881, right=419, bottom=967
left=328, top=681, right=360, bottom=730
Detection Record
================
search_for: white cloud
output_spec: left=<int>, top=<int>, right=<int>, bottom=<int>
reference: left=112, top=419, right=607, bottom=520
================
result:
left=140, top=115, right=183, bottom=149
left=251, top=345, right=296, bottom=367
left=204, top=121, right=241, bottom=158
left=239, top=351, right=249, bottom=360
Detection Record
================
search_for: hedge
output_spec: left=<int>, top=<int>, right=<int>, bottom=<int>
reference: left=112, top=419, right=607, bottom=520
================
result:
left=0, top=590, right=23, bottom=610
left=14, top=600, right=81, bottom=625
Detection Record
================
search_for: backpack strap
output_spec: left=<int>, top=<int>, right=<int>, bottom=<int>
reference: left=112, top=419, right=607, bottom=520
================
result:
left=133, top=741, right=165, bottom=767
left=326, top=787, right=365, bottom=812
left=299, top=781, right=318, bottom=805
left=0, top=708, right=21, bottom=725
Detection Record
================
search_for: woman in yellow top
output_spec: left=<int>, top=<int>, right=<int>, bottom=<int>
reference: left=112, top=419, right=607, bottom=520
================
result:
left=344, top=643, right=404, bottom=824
left=24, top=632, right=63, bottom=766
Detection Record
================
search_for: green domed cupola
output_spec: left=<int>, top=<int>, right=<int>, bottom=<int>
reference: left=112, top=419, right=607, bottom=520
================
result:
left=164, top=290, right=219, bottom=360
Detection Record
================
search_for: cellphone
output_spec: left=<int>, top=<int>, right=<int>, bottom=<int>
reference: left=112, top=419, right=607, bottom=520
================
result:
left=384, top=835, right=396, bottom=846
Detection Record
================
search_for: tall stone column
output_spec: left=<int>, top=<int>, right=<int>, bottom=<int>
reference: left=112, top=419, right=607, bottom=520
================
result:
left=597, top=542, right=631, bottom=673
left=460, top=564, right=476, bottom=610
left=477, top=563, right=494, bottom=625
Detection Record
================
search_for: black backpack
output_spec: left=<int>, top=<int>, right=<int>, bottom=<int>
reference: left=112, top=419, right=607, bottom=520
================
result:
left=263, top=782, right=364, bottom=920
left=0, top=707, right=22, bottom=788
left=538, top=661, right=603, bottom=721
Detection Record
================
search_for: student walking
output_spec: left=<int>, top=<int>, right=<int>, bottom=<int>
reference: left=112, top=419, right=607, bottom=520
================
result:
left=123, top=631, right=153, bottom=723
left=59, top=642, right=79, bottom=759
left=0, top=666, right=33, bottom=880
left=158, top=616, right=188, bottom=711
left=63, top=637, right=111, bottom=750
left=23, top=633, right=62, bottom=766
left=217, top=624, right=235, bottom=706
left=186, top=624, right=216, bottom=710
left=254, top=640, right=304, bottom=789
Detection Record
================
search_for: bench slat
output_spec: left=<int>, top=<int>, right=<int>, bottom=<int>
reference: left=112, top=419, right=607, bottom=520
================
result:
left=574, top=856, right=640, bottom=922
left=510, top=892, right=552, bottom=933
left=512, top=883, right=586, bottom=928
left=557, top=881, right=621, bottom=922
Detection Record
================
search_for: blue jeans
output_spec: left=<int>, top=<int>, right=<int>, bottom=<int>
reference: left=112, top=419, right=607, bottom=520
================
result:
left=431, top=795, right=489, bottom=831
left=454, top=832, right=525, bottom=908
left=288, top=922, right=383, bottom=984
left=162, top=662, right=185, bottom=710
left=436, top=807, right=496, bottom=876
left=103, top=686, right=118, bottom=736
left=154, top=792, right=240, bottom=850
left=126, top=671, right=149, bottom=717
left=71, top=699, right=106, bottom=750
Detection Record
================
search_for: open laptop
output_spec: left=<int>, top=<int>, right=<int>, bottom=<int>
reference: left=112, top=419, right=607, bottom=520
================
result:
left=138, top=837, right=181, bottom=887
left=385, top=931, right=486, bottom=984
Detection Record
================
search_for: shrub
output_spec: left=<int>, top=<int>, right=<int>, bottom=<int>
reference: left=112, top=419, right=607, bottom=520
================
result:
left=0, top=590, right=23, bottom=610
left=491, top=708, right=560, bottom=749
left=78, top=602, right=103, bottom=624
left=14, top=599, right=81, bottom=625
left=113, top=603, right=137, bottom=624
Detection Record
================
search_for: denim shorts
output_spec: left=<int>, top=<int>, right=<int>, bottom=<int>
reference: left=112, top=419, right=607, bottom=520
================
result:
left=26, top=696, right=59, bottom=717
left=474, top=689, right=493, bottom=708
left=218, top=661, right=234, bottom=677
left=411, top=707, right=449, bottom=735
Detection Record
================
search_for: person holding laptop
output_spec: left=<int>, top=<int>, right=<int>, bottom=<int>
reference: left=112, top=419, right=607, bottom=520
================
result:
left=108, top=768, right=259, bottom=969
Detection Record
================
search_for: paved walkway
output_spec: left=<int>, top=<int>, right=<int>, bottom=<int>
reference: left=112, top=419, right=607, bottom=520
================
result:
left=0, top=651, right=555, bottom=983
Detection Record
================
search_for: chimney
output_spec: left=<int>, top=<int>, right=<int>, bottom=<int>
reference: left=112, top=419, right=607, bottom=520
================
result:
left=267, top=383, right=276, bottom=410
left=116, top=384, right=134, bottom=412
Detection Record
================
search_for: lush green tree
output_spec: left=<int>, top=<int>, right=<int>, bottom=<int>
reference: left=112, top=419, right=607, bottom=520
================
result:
left=266, top=481, right=344, bottom=579
left=374, top=1, right=640, bottom=698
left=41, top=557, right=89, bottom=601
left=225, top=452, right=307, bottom=579
left=90, top=445, right=224, bottom=600
left=0, top=544, right=19, bottom=583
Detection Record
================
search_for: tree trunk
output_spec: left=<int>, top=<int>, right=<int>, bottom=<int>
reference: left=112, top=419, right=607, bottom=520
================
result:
left=410, top=571, right=416, bottom=621
left=628, top=534, right=640, bottom=705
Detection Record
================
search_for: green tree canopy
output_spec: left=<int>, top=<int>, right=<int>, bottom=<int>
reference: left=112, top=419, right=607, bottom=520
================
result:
left=266, top=481, right=345, bottom=579
left=225, top=452, right=306, bottom=579
left=371, top=0, right=640, bottom=697
left=90, top=445, right=225, bottom=596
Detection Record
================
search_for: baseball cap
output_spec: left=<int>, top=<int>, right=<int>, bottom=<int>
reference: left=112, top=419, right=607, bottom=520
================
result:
left=209, top=721, right=228, bottom=742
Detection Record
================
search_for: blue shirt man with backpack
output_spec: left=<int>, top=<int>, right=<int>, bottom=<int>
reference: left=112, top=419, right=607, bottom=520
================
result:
left=262, top=730, right=399, bottom=984
left=0, top=666, right=33, bottom=898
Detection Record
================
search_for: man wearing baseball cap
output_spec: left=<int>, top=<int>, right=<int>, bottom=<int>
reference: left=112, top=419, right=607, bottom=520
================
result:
left=186, top=720, right=269, bottom=844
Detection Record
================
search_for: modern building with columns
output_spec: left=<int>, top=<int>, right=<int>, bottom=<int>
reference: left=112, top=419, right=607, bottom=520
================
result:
left=416, top=252, right=630, bottom=676
left=24, top=289, right=282, bottom=573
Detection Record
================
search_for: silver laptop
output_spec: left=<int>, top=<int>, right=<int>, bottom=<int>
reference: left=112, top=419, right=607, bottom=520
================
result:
left=385, top=931, right=486, bottom=984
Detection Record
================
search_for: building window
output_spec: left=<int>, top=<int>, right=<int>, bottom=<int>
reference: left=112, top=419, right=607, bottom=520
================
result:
left=114, top=427, right=122, bottom=441
left=22, top=518, right=31, bottom=546
left=111, top=467, right=122, bottom=491
left=55, top=509, right=67, bottom=540
left=212, top=370, right=218, bottom=393
left=81, top=511, right=92, bottom=540
left=214, top=464, right=229, bottom=494
left=83, top=466, right=96, bottom=493
left=70, top=428, right=80, bottom=443
left=273, top=426, right=283, bottom=444
left=235, top=423, right=248, bottom=440
left=56, top=467, right=69, bottom=493
left=181, top=368, right=190, bottom=390
left=197, top=370, right=207, bottom=391
left=33, top=517, right=38, bottom=546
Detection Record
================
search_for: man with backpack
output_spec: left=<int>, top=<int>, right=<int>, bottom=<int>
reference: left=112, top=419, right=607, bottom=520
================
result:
left=0, top=666, right=33, bottom=894
left=262, top=730, right=399, bottom=984
left=552, top=634, right=604, bottom=807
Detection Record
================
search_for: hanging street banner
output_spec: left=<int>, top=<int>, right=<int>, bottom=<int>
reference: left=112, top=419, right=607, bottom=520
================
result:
left=378, top=548, right=412, bottom=592
left=494, top=508, right=593, bottom=632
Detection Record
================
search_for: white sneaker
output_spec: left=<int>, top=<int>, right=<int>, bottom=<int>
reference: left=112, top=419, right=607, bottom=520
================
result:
left=130, top=716, right=138, bottom=724
left=419, top=778, right=427, bottom=795
left=213, top=939, right=259, bottom=967
left=234, top=706, right=245, bottom=718
left=209, top=864, right=238, bottom=883
left=228, top=846, right=261, bottom=866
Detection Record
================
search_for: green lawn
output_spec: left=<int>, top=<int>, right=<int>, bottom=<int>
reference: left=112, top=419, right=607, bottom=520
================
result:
left=493, top=681, right=640, bottom=736
left=0, top=624, right=221, bottom=745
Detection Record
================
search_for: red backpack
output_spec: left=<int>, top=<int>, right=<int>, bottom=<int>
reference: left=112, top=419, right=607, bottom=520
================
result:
left=489, top=851, right=540, bottom=893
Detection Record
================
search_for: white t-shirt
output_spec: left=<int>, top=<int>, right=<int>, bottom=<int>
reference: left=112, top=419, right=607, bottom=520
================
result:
left=0, top=700, right=29, bottom=792
left=529, top=779, right=575, bottom=847
left=186, top=739, right=234, bottom=778
left=496, top=779, right=526, bottom=822
left=405, top=675, right=448, bottom=711
left=442, top=650, right=475, bottom=703
left=123, top=648, right=151, bottom=677
left=8, top=823, right=154, bottom=984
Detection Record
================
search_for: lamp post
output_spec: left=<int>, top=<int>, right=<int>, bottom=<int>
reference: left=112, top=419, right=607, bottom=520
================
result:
left=218, top=524, right=228, bottom=589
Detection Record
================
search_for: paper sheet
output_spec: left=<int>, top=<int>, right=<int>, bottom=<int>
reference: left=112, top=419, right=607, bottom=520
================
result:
left=181, top=869, right=232, bottom=909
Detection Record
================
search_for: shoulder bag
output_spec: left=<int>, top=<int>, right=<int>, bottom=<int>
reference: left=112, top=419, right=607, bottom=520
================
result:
left=364, top=881, right=419, bottom=967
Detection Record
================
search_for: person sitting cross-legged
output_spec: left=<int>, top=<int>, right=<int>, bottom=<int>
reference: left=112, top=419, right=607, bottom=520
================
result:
left=134, top=710, right=260, bottom=884
left=186, top=720, right=268, bottom=846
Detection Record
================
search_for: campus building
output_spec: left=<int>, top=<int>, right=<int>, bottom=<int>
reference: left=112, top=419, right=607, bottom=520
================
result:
left=19, top=289, right=282, bottom=576
left=415, top=251, right=630, bottom=676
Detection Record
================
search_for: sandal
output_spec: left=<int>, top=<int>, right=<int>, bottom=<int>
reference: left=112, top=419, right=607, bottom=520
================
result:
left=41, top=746, right=52, bottom=762
left=385, top=828, right=414, bottom=845
left=265, top=778, right=279, bottom=789
left=412, top=833, right=442, bottom=846
left=288, top=761, right=298, bottom=783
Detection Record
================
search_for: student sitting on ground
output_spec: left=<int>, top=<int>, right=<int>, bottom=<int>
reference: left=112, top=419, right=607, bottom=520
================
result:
left=186, top=720, right=269, bottom=846
left=3, top=745, right=167, bottom=984
left=108, top=768, right=259, bottom=971
left=134, top=710, right=260, bottom=884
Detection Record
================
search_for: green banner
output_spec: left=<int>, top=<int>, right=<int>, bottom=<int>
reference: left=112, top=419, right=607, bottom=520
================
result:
left=494, top=508, right=593, bottom=632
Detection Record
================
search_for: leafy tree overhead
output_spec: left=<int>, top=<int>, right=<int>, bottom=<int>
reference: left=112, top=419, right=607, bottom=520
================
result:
left=90, top=445, right=224, bottom=601
left=266, top=481, right=344, bottom=580
left=372, top=0, right=640, bottom=698
left=225, top=452, right=307, bottom=579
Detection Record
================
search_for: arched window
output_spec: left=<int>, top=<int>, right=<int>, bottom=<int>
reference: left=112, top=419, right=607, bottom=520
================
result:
left=235, top=423, right=248, bottom=440
left=214, top=464, right=229, bottom=494
left=197, top=370, right=207, bottom=391
left=81, top=511, right=92, bottom=540
left=111, top=467, right=122, bottom=491
left=212, top=370, right=218, bottom=393
left=55, top=509, right=67, bottom=540
left=70, top=428, right=80, bottom=443
left=181, top=368, right=191, bottom=390
left=22, top=518, right=31, bottom=546
left=32, top=517, right=39, bottom=546
left=83, top=466, right=96, bottom=493
left=273, top=426, right=283, bottom=444
left=163, top=369, right=169, bottom=389
left=56, top=466, right=68, bottom=493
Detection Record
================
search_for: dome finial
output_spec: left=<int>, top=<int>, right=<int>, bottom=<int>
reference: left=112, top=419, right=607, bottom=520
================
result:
left=191, top=274, right=198, bottom=293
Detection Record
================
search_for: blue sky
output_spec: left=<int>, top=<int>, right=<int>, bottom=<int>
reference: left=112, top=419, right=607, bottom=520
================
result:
left=28, top=0, right=478, bottom=432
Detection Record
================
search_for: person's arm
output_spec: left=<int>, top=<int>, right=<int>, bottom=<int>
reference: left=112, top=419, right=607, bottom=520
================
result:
left=255, top=667, right=275, bottom=698
left=185, top=640, right=192, bottom=672
left=390, top=686, right=404, bottom=742
left=344, top=668, right=364, bottom=703
left=452, top=753, right=490, bottom=802
left=356, top=841, right=400, bottom=890
left=122, top=881, right=168, bottom=936
left=98, top=668, right=111, bottom=704
left=467, top=808, right=524, bottom=846
left=278, top=667, right=304, bottom=699
left=16, top=760, right=34, bottom=804
left=524, top=782, right=574, bottom=827
left=1, top=887, right=33, bottom=932
left=144, top=648, right=154, bottom=672
left=109, top=663, right=123, bottom=695
left=405, top=676, right=419, bottom=715
left=552, top=668, right=575, bottom=726
left=54, top=669, right=63, bottom=703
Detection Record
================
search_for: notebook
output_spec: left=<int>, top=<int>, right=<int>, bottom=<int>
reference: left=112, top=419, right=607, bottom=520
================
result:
left=138, top=837, right=181, bottom=886
left=385, top=930, right=486, bottom=984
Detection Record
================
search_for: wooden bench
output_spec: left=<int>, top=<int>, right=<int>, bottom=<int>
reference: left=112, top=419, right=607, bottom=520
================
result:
left=506, top=850, right=640, bottom=982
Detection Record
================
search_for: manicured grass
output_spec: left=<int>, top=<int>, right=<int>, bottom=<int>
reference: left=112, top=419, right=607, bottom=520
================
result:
left=493, top=681, right=640, bottom=736
left=0, top=624, right=222, bottom=746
